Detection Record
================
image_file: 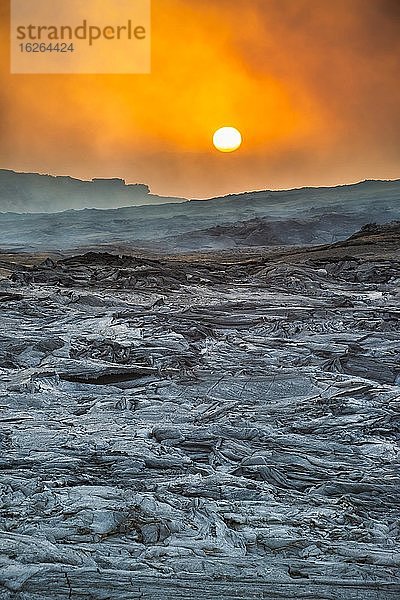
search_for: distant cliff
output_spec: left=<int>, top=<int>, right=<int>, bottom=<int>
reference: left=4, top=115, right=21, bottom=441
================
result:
left=0, top=178, right=399, bottom=252
left=0, top=170, right=178, bottom=213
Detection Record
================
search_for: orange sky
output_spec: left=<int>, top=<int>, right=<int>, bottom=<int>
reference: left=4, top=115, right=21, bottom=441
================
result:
left=0, top=0, right=399, bottom=198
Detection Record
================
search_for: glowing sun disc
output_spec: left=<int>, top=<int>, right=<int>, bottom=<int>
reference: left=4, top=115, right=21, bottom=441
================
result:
left=213, top=127, right=242, bottom=152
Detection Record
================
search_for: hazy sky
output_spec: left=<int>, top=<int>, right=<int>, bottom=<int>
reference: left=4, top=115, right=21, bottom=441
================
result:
left=1, top=0, right=399, bottom=198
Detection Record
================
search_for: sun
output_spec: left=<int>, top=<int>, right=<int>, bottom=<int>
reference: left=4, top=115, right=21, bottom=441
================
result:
left=213, top=127, right=242, bottom=153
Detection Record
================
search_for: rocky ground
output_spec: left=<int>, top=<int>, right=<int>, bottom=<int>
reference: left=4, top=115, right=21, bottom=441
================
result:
left=0, top=223, right=399, bottom=599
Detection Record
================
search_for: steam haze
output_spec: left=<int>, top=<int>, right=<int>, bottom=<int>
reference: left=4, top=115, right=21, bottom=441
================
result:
left=0, top=0, right=399, bottom=200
